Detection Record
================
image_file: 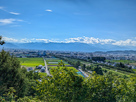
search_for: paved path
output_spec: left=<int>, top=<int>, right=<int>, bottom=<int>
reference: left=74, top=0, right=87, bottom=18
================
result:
left=78, top=69, right=89, bottom=77
left=43, top=57, right=51, bottom=76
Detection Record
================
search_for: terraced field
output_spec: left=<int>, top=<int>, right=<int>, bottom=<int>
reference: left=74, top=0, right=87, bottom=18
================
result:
left=18, top=58, right=44, bottom=67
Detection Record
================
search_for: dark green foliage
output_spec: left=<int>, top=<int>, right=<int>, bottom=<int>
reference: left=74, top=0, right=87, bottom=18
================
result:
left=35, top=67, right=86, bottom=102
left=75, top=61, right=81, bottom=68
left=82, top=64, right=86, bottom=71
left=0, top=50, right=29, bottom=98
left=92, top=57, right=106, bottom=61
left=93, top=65, right=103, bottom=75
left=116, top=62, right=125, bottom=68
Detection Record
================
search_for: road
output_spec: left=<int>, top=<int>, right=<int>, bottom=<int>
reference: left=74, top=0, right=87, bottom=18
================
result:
left=43, top=57, right=51, bottom=76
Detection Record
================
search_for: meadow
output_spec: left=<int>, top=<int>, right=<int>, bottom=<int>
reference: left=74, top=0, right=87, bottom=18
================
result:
left=18, top=58, right=44, bottom=67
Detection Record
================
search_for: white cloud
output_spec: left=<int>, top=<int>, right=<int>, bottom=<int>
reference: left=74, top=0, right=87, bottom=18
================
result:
left=36, top=39, right=51, bottom=43
left=0, top=6, right=20, bottom=15
left=0, top=6, right=4, bottom=10
left=2, top=36, right=136, bottom=47
left=65, top=36, right=136, bottom=46
left=45, top=9, right=52, bottom=12
left=112, top=39, right=136, bottom=46
left=9, top=12, right=20, bottom=15
left=65, top=36, right=115, bottom=44
left=0, top=19, right=16, bottom=25
left=0, top=18, right=23, bottom=25
left=20, top=38, right=33, bottom=43
left=3, top=37, right=18, bottom=43
left=3, top=37, right=36, bottom=43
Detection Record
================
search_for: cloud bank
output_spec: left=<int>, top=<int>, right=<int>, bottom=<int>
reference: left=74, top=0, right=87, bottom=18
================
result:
left=2, top=36, right=136, bottom=47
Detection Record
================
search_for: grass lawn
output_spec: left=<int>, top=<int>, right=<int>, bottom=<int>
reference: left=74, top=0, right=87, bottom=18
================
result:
left=18, top=58, right=44, bottom=67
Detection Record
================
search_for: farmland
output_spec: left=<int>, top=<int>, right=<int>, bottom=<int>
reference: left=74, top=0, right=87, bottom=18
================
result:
left=46, top=58, right=78, bottom=72
left=18, top=58, right=44, bottom=67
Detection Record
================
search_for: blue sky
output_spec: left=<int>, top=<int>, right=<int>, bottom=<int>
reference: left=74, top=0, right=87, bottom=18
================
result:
left=0, top=0, right=136, bottom=46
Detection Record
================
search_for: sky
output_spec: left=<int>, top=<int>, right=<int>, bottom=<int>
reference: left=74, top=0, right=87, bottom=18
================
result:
left=0, top=0, right=136, bottom=46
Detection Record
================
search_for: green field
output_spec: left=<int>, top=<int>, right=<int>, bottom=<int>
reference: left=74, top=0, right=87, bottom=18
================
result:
left=18, top=58, right=44, bottom=67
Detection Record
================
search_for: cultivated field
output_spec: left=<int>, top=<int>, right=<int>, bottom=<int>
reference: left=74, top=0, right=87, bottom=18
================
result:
left=18, top=58, right=44, bottom=67
left=46, top=58, right=78, bottom=72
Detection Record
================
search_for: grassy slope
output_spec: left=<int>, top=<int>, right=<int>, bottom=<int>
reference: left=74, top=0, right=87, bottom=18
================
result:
left=18, top=58, right=44, bottom=67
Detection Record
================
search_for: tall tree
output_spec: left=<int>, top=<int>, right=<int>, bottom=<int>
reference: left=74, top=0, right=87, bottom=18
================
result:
left=0, top=50, right=29, bottom=98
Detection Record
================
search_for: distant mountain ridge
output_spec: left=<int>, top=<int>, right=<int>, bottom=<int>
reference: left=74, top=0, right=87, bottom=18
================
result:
left=1, top=42, right=136, bottom=52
